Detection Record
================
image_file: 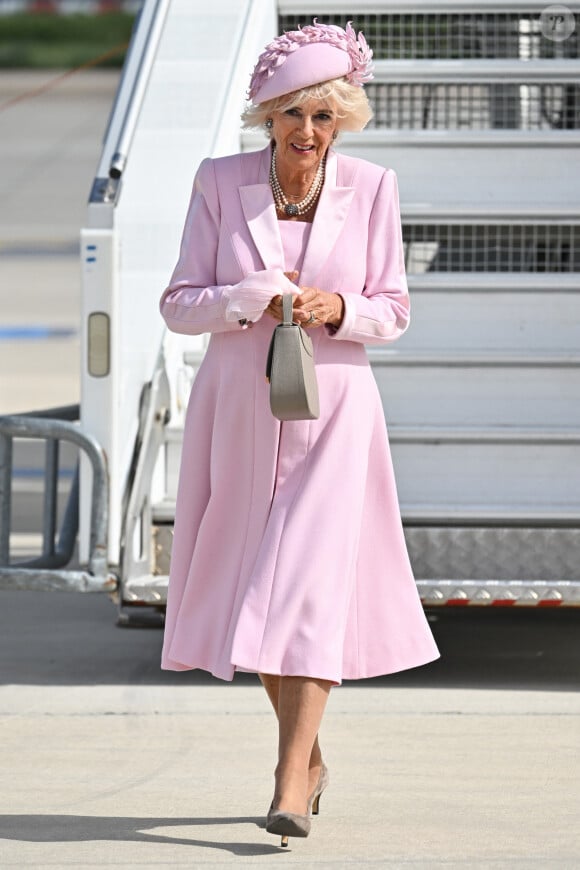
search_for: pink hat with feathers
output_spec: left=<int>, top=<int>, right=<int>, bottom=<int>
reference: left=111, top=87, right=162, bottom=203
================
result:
left=248, top=20, right=374, bottom=104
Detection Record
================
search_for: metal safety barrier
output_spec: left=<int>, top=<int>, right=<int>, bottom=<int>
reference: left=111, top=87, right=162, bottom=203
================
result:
left=0, top=406, right=116, bottom=593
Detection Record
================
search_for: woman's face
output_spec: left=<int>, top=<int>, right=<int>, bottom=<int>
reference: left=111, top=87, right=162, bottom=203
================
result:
left=271, top=98, right=337, bottom=174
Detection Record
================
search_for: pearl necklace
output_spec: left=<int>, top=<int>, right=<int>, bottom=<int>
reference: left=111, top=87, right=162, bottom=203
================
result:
left=269, top=146, right=325, bottom=217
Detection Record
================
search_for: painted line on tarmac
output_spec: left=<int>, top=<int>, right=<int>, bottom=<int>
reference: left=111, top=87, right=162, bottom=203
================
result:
left=0, top=242, right=79, bottom=257
left=13, top=468, right=76, bottom=479
left=0, top=326, right=77, bottom=341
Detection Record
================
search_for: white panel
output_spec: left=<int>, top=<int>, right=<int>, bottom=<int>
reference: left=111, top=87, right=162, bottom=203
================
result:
left=80, top=228, right=120, bottom=564
left=339, top=141, right=580, bottom=209
left=397, top=291, right=580, bottom=353
left=392, top=442, right=580, bottom=513
left=375, top=365, right=580, bottom=427
left=155, top=12, right=242, bottom=62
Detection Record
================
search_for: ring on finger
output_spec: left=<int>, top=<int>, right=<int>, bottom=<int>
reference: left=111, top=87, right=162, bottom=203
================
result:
left=308, top=311, right=316, bottom=324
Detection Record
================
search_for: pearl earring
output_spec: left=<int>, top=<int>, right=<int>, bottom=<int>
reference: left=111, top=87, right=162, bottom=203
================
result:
left=265, top=118, right=273, bottom=130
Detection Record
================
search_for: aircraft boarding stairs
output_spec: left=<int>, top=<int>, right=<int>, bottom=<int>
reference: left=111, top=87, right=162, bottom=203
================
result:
left=136, top=2, right=580, bottom=613
left=1, top=0, right=578, bottom=616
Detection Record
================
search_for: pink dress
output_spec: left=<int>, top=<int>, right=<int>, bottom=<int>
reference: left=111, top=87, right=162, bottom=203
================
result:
left=160, top=146, right=440, bottom=684
left=278, top=219, right=312, bottom=277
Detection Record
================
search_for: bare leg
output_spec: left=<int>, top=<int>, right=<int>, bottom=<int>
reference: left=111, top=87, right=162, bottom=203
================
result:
left=259, top=673, right=323, bottom=798
left=258, top=672, right=280, bottom=712
left=260, top=673, right=331, bottom=815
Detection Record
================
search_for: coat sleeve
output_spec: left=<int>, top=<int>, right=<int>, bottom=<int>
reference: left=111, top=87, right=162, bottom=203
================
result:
left=328, top=168, right=410, bottom=346
left=160, top=157, right=296, bottom=335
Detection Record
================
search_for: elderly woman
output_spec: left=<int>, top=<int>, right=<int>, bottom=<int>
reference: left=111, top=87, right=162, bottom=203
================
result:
left=160, top=21, right=439, bottom=847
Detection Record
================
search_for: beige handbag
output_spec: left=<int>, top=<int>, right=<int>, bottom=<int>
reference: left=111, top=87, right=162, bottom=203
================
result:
left=266, top=294, right=320, bottom=421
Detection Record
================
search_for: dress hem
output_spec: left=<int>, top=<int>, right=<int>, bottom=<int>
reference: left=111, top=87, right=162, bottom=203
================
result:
left=160, top=649, right=441, bottom=685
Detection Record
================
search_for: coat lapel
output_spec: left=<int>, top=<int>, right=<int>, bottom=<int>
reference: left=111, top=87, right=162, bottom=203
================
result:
left=300, top=149, right=355, bottom=287
left=238, top=146, right=354, bottom=283
left=239, top=146, right=285, bottom=271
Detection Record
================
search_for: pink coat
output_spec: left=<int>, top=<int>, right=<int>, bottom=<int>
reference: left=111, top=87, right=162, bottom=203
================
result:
left=160, top=144, right=439, bottom=683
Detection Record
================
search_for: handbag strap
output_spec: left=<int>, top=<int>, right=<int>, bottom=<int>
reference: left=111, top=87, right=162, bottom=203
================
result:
left=282, top=293, right=294, bottom=326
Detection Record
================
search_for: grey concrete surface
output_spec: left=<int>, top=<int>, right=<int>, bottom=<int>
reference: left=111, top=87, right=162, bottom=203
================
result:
left=0, top=71, right=120, bottom=243
left=0, top=70, right=120, bottom=415
left=1, top=683, right=579, bottom=868
left=1, top=592, right=580, bottom=866
left=0, top=255, right=81, bottom=413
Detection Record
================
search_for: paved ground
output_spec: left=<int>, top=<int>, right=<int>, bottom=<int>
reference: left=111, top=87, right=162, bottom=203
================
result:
left=2, top=682, right=579, bottom=868
left=0, top=70, right=119, bottom=414
left=1, top=70, right=580, bottom=869
left=0, top=70, right=119, bottom=244
left=1, top=592, right=580, bottom=868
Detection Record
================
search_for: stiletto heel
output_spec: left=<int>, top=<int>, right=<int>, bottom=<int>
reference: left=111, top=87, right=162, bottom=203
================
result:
left=266, top=763, right=328, bottom=845
left=266, top=803, right=311, bottom=846
left=307, top=763, right=329, bottom=816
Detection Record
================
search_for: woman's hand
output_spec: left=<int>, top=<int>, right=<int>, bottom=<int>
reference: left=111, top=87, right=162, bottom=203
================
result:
left=266, top=277, right=344, bottom=329
left=294, top=287, right=344, bottom=329
left=265, top=271, right=298, bottom=322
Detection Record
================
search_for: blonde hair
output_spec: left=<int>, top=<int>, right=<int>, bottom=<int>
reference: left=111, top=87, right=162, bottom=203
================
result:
left=241, top=77, right=373, bottom=134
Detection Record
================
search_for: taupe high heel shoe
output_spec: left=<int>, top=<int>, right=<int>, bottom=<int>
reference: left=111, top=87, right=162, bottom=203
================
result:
left=307, top=762, right=329, bottom=816
left=266, top=803, right=311, bottom=847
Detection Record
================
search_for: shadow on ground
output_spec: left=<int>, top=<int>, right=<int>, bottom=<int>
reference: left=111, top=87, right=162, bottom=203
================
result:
left=0, top=814, right=278, bottom=857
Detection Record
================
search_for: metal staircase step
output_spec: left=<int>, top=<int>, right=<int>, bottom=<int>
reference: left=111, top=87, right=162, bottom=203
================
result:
left=152, top=498, right=176, bottom=523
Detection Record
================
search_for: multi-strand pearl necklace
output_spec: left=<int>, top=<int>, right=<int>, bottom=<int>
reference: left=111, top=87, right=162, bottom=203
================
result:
left=269, top=146, right=325, bottom=217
